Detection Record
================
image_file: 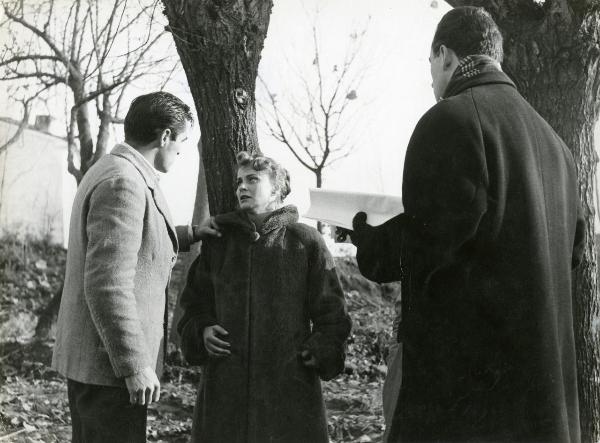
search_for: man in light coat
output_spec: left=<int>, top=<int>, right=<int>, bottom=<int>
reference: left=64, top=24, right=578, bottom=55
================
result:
left=52, top=91, right=217, bottom=442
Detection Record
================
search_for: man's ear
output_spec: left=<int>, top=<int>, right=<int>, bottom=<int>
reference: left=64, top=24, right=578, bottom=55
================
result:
left=440, top=45, right=458, bottom=70
left=159, top=128, right=171, bottom=147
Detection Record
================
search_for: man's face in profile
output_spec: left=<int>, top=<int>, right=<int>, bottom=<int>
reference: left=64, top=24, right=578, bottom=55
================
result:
left=155, top=121, right=192, bottom=173
left=429, top=46, right=446, bottom=102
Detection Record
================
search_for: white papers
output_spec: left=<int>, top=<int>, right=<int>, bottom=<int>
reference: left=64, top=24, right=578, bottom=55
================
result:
left=304, top=188, right=403, bottom=230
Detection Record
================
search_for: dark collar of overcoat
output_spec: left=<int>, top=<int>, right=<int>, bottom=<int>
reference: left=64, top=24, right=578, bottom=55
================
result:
left=214, top=205, right=299, bottom=242
left=444, top=70, right=517, bottom=100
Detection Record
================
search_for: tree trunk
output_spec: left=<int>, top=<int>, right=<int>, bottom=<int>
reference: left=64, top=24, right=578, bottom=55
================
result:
left=316, top=169, right=324, bottom=233
left=95, top=93, right=113, bottom=163
left=162, top=1, right=274, bottom=354
left=447, top=2, right=600, bottom=440
left=162, top=0, right=274, bottom=214
left=34, top=283, right=63, bottom=339
left=169, top=139, right=210, bottom=348
left=68, top=73, right=96, bottom=178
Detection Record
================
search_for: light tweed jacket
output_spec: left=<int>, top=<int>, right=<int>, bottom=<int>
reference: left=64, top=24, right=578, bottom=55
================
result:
left=52, top=144, right=193, bottom=387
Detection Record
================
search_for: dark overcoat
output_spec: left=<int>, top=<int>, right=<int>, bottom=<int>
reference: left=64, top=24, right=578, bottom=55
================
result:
left=178, top=205, right=351, bottom=443
left=356, top=71, right=585, bottom=442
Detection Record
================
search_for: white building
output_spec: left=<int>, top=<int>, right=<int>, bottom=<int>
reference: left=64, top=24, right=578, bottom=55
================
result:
left=0, top=116, right=77, bottom=247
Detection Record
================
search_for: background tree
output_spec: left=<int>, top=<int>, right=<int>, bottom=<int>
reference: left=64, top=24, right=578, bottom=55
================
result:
left=443, top=1, right=600, bottom=441
left=0, top=0, right=179, bottom=339
left=257, top=21, right=368, bottom=198
left=162, top=0, right=273, bottom=216
left=161, top=0, right=273, bottom=346
left=1, top=0, right=176, bottom=184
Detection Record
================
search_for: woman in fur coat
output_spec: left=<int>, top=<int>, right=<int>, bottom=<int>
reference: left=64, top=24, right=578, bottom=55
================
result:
left=178, top=151, right=352, bottom=443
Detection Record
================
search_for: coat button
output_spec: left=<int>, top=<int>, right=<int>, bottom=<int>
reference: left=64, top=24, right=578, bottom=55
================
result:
left=171, top=256, right=177, bottom=263
left=252, top=232, right=260, bottom=242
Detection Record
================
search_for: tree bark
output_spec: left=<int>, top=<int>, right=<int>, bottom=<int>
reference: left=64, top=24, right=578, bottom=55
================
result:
left=316, top=169, right=324, bottom=233
left=169, top=139, right=210, bottom=348
left=162, top=1, right=274, bottom=352
left=68, top=72, right=96, bottom=178
left=446, top=2, right=600, bottom=440
left=95, top=93, right=113, bottom=163
left=162, top=0, right=274, bottom=214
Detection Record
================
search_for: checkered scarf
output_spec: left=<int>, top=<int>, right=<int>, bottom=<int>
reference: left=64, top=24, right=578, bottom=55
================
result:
left=444, top=54, right=502, bottom=97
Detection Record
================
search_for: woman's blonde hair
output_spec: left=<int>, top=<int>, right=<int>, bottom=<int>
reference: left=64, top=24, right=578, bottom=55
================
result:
left=236, top=151, right=291, bottom=202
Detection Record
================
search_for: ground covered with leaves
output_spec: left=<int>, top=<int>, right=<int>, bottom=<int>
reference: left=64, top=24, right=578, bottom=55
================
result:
left=0, top=237, right=398, bottom=442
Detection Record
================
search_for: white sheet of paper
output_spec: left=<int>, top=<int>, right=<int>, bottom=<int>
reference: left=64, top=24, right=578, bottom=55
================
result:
left=303, top=188, right=403, bottom=230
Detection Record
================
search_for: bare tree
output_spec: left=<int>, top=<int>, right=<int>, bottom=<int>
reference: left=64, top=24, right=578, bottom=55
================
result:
left=0, top=0, right=176, bottom=183
left=258, top=21, right=368, bottom=193
left=443, top=1, right=600, bottom=440
left=0, top=0, right=179, bottom=339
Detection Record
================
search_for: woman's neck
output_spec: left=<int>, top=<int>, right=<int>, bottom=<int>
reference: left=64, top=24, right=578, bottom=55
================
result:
left=247, top=211, right=270, bottom=231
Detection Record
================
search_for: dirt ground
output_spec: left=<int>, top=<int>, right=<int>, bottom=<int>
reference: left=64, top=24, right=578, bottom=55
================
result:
left=0, top=238, right=398, bottom=442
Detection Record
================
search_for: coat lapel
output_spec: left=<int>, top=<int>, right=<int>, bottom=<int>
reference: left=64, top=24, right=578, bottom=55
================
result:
left=151, top=186, right=179, bottom=252
left=110, top=144, right=179, bottom=252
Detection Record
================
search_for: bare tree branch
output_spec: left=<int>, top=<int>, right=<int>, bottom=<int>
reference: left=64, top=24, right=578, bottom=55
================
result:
left=258, top=13, right=369, bottom=189
left=2, top=0, right=179, bottom=183
left=0, top=54, right=62, bottom=66
left=4, top=5, right=69, bottom=65
left=0, top=101, right=30, bottom=154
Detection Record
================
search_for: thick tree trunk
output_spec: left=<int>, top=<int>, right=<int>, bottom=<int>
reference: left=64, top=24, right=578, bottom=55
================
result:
left=169, top=140, right=210, bottom=348
left=162, top=1, right=274, bottom=353
left=447, top=2, right=600, bottom=440
left=162, top=0, right=274, bottom=214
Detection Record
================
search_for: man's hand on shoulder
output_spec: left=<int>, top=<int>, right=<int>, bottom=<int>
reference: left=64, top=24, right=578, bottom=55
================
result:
left=124, top=366, right=160, bottom=406
left=192, top=217, right=222, bottom=242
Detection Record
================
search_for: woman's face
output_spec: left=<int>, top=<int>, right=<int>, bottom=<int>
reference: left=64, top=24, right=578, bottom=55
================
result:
left=236, top=165, right=279, bottom=214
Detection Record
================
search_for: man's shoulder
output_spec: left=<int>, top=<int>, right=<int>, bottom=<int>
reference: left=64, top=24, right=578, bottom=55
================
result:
left=81, top=153, right=145, bottom=189
left=409, top=96, right=476, bottom=146
left=74, top=155, right=148, bottom=207
left=421, top=92, right=476, bottom=126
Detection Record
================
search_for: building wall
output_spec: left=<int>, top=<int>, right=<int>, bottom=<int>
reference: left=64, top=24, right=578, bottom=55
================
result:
left=0, top=120, right=76, bottom=247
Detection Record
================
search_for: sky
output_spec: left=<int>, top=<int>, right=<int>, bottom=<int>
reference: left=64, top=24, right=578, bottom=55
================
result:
left=0, top=0, right=454, bottom=225
left=2, top=0, right=600, bottom=239
left=160, top=0, right=452, bottom=224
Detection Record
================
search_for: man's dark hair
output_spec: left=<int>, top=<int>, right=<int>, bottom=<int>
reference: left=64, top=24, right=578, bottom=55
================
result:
left=124, top=91, right=194, bottom=144
left=432, top=6, right=503, bottom=63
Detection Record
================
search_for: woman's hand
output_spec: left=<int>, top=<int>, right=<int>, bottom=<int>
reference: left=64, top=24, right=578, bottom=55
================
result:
left=299, top=350, right=319, bottom=369
left=203, top=325, right=231, bottom=358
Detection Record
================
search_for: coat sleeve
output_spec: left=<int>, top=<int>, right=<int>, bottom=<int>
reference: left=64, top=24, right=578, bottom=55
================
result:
left=84, top=176, right=151, bottom=378
left=175, top=225, right=194, bottom=253
left=177, top=243, right=218, bottom=366
left=401, top=102, right=488, bottom=275
left=302, top=234, right=352, bottom=381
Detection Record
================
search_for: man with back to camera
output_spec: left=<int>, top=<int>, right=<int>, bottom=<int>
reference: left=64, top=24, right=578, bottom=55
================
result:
left=351, top=7, right=585, bottom=442
left=52, top=91, right=219, bottom=442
